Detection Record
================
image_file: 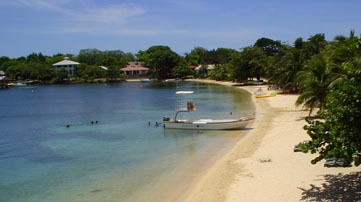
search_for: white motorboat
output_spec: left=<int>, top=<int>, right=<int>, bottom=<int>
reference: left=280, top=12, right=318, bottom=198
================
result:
left=162, top=91, right=254, bottom=130
left=163, top=116, right=253, bottom=130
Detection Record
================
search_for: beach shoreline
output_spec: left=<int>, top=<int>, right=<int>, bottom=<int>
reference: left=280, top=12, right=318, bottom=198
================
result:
left=183, top=79, right=360, bottom=202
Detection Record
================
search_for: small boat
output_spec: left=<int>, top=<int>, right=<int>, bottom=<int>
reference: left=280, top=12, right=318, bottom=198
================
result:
left=7, top=82, right=27, bottom=87
left=255, top=93, right=276, bottom=98
left=254, top=88, right=277, bottom=98
left=163, top=91, right=254, bottom=130
left=163, top=116, right=254, bottom=130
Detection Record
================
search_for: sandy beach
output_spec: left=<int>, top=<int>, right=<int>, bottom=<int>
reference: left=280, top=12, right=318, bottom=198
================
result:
left=184, top=79, right=360, bottom=202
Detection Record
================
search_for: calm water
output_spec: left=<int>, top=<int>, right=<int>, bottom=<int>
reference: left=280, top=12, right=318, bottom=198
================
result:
left=0, top=81, right=254, bottom=202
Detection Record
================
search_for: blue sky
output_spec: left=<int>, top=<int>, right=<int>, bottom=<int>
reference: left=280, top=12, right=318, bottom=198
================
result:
left=1, top=0, right=360, bottom=58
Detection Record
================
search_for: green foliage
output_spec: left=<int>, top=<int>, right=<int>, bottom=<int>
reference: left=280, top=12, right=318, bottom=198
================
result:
left=300, top=35, right=361, bottom=166
left=268, top=48, right=302, bottom=89
left=106, top=66, right=122, bottom=82
left=172, top=65, right=193, bottom=79
left=77, top=49, right=132, bottom=67
left=137, top=46, right=181, bottom=80
left=304, top=33, right=327, bottom=57
left=303, top=79, right=361, bottom=166
left=185, top=47, right=206, bottom=65
left=209, top=64, right=232, bottom=81
left=295, top=54, right=331, bottom=113
left=0, top=56, right=11, bottom=69
left=54, top=68, right=68, bottom=83
left=229, top=46, right=267, bottom=81
left=254, top=37, right=282, bottom=56
left=76, top=63, right=106, bottom=81
left=196, top=66, right=208, bottom=78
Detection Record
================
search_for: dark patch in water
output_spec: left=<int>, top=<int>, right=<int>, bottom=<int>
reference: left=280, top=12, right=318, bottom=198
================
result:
left=91, top=189, right=102, bottom=193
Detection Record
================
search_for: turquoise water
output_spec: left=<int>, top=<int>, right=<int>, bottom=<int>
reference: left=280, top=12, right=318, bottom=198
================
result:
left=0, top=81, right=254, bottom=202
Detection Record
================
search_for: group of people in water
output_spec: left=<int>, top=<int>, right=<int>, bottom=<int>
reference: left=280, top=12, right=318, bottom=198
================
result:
left=66, top=120, right=99, bottom=128
left=148, top=121, right=162, bottom=127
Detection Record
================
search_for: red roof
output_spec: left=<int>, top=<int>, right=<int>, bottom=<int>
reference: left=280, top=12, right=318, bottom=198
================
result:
left=188, top=65, right=197, bottom=69
left=120, top=65, right=149, bottom=71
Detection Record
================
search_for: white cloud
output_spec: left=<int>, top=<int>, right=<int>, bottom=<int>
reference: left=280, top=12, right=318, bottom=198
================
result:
left=69, top=5, right=145, bottom=23
left=11, top=0, right=70, bottom=13
left=10, top=0, right=146, bottom=24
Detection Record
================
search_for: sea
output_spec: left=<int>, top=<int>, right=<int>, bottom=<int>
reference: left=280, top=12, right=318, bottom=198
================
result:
left=0, top=81, right=254, bottom=202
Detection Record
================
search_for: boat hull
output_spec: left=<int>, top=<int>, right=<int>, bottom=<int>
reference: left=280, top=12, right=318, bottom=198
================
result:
left=163, top=118, right=253, bottom=130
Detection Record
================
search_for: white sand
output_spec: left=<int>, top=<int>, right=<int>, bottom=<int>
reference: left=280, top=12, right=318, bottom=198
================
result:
left=184, top=80, right=360, bottom=202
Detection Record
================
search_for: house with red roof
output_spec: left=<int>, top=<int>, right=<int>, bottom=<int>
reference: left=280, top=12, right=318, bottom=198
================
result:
left=120, top=62, right=149, bottom=77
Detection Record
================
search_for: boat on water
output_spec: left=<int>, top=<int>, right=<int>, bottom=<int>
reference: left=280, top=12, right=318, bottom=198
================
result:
left=162, top=91, right=254, bottom=130
left=163, top=116, right=254, bottom=130
left=7, top=82, right=27, bottom=87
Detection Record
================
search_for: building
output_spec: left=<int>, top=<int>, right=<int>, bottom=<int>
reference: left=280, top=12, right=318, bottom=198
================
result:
left=188, top=65, right=198, bottom=70
left=52, top=57, right=80, bottom=77
left=120, top=62, right=149, bottom=77
left=194, top=64, right=215, bottom=71
left=0, top=71, right=9, bottom=89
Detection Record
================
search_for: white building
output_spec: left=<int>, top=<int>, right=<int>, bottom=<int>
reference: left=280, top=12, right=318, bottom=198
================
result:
left=52, top=57, right=80, bottom=77
left=195, top=64, right=215, bottom=71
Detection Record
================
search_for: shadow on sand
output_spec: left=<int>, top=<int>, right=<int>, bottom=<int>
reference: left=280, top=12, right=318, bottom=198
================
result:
left=299, top=172, right=361, bottom=202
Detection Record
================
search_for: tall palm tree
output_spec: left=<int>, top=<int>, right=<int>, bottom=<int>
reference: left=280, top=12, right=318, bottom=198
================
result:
left=269, top=48, right=305, bottom=90
left=295, top=54, right=340, bottom=114
left=295, top=34, right=360, bottom=114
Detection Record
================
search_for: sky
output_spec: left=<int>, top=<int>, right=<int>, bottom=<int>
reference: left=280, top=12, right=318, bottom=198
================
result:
left=0, top=0, right=360, bottom=58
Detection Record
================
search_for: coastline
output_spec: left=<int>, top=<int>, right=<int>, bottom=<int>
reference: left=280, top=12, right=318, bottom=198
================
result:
left=184, top=79, right=360, bottom=202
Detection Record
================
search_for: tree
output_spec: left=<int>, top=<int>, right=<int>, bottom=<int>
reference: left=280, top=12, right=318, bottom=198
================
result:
left=0, top=56, right=10, bottom=70
left=254, top=37, right=282, bottom=56
left=27, top=53, right=46, bottom=63
left=172, top=65, right=193, bottom=79
left=76, top=63, right=106, bottom=81
left=300, top=35, right=361, bottom=166
left=296, top=33, right=359, bottom=114
left=295, top=54, right=336, bottom=114
left=54, top=68, right=68, bottom=83
left=304, top=33, right=327, bottom=58
left=78, top=49, right=104, bottom=65
left=185, top=47, right=208, bottom=65
left=137, top=46, right=181, bottom=80
left=6, top=63, right=26, bottom=80
left=212, top=48, right=237, bottom=64
left=209, top=64, right=231, bottom=81
left=195, top=65, right=208, bottom=78
left=303, top=68, right=361, bottom=166
left=294, top=37, right=304, bottom=49
left=230, top=46, right=267, bottom=82
left=106, top=66, right=122, bottom=82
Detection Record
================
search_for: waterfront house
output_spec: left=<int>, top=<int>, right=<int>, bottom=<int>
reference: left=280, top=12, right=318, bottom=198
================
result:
left=120, top=62, right=149, bottom=78
left=195, top=64, right=215, bottom=71
left=0, top=71, right=9, bottom=89
left=52, top=57, right=80, bottom=77
left=188, top=65, right=198, bottom=70
left=194, top=64, right=215, bottom=77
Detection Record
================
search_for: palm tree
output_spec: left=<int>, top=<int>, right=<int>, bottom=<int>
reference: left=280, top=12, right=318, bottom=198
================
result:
left=269, top=48, right=305, bottom=90
left=295, top=53, right=340, bottom=114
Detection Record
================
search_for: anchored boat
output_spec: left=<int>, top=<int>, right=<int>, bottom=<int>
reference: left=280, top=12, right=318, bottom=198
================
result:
left=162, top=91, right=254, bottom=130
